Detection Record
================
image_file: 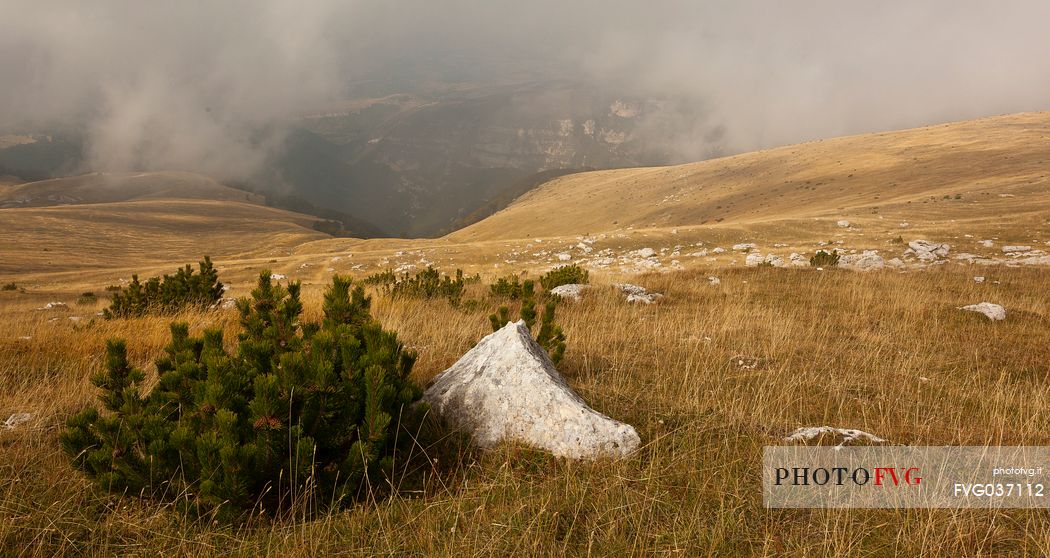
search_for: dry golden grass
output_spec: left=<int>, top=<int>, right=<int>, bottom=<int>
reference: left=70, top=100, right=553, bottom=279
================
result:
left=2, top=264, right=1050, bottom=556
left=2, top=112, right=1050, bottom=556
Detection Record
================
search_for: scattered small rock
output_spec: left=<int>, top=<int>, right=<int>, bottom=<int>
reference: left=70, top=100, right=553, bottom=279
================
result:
left=784, top=426, right=887, bottom=449
left=616, top=284, right=664, bottom=304
left=839, top=250, right=885, bottom=272
left=707, top=276, right=720, bottom=285
left=270, top=273, right=286, bottom=281
left=1002, top=245, right=1033, bottom=253
left=745, top=253, right=785, bottom=267
left=959, top=302, right=1006, bottom=321
left=973, top=276, right=985, bottom=284
left=3, top=413, right=31, bottom=429
left=38, top=302, right=68, bottom=310
left=836, top=220, right=851, bottom=228
left=905, top=240, right=951, bottom=261
left=549, top=284, right=588, bottom=302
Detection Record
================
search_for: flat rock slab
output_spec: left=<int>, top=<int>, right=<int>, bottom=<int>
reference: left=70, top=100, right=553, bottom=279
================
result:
left=423, top=321, right=640, bottom=459
left=616, top=283, right=663, bottom=304
left=550, top=284, right=588, bottom=301
left=959, top=302, right=1006, bottom=321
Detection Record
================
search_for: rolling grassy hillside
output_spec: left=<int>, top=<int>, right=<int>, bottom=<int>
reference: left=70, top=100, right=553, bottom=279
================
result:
left=0, top=171, right=265, bottom=208
left=2, top=113, right=1050, bottom=556
left=450, top=112, right=1050, bottom=243
left=0, top=172, right=327, bottom=279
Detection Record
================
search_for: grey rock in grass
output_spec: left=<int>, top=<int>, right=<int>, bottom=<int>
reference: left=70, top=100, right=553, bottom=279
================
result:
left=784, top=426, right=886, bottom=449
left=549, top=284, right=588, bottom=302
left=615, top=283, right=663, bottom=304
left=959, top=302, right=1006, bottom=321
left=906, top=240, right=950, bottom=261
left=423, top=321, right=640, bottom=459
left=3, top=413, right=31, bottom=429
left=839, top=250, right=886, bottom=272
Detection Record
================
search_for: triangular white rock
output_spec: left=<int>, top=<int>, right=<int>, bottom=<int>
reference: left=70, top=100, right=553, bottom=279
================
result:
left=423, top=321, right=640, bottom=459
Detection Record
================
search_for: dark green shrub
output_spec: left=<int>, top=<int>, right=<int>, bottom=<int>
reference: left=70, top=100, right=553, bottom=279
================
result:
left=77, top=292, right=97, bottom=305
left=103, top=257, right=223, bottom=319
left=389, top=267, right=465, bottom=305
left=810, top=250, right=840, bottom=267
left=489, top=280, right=565, bottom=364
left=489, top=275, right=527, bottom=299
left=1, top=282, right=16, bottom=291
left=61, top=272, right=422, bottom=520
left=363, top=269, right=397, bottom=288
left=539, top=264, right=589, bottom=291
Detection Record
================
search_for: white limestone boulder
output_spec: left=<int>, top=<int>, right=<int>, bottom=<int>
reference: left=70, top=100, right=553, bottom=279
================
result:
left=550, top=284, right=588, bottom=301
left=839, top=250, right=886, bottom=272
left=616, top=283, right=663, bottom=304
left=746, top=253, right=785, bottom=267
left=423, top=321, right=640, bottom=459
left=959, top=302, right=1006, bottom=321
left=906, top=240, right=950, bottom=261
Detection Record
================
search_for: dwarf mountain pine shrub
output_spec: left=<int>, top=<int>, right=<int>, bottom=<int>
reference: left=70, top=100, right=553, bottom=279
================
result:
left=103, top=257, right=223, bottom=318
left=362, top=269, right=397, bottom=288
left=390, top=267, right=464, bottom=304
left=539, top=264, right=589, bottom=291
left=489, top=275, right=527, bottom=299
left=810, top=249, right=840, bottom=267
left=62, top=272, right=423, bottom=521
left=489, top=279, right=566, bottom=363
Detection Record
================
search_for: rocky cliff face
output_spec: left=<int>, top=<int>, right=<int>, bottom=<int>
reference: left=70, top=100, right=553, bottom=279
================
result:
left=285, top=81, right=699, bottom=237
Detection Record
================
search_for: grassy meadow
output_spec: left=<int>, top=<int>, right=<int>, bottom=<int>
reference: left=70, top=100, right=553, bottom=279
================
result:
left=2, top=263, right=1049, bottom=556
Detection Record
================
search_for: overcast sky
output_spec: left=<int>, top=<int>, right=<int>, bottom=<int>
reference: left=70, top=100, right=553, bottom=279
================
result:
left=2, top=1, right=1049, bottom=176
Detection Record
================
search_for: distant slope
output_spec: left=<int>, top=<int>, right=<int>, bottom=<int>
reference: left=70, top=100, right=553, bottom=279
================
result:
left=449, top=112, right=1050, bottom=242
left=0, top=171, right=264, bottom=208
left=440, top=167, right=594, bottom=235
left=0, top=173, right=329, bottom=275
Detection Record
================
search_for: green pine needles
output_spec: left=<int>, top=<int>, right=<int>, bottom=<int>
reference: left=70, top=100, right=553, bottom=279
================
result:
left=62, top=272, right=423, bottom=520
left=538, top=264, right=589, bottom=291
left=103, top=257, right=224, bottom=318
left=810, top=249, right=841, bottom=267
left=488, top=278, right=566, bottom=364
left=365, top=266, right=478, bottom=306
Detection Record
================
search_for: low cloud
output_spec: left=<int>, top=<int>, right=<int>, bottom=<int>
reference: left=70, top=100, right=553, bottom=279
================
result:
left=1, top=1, right=1048, bottom=177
